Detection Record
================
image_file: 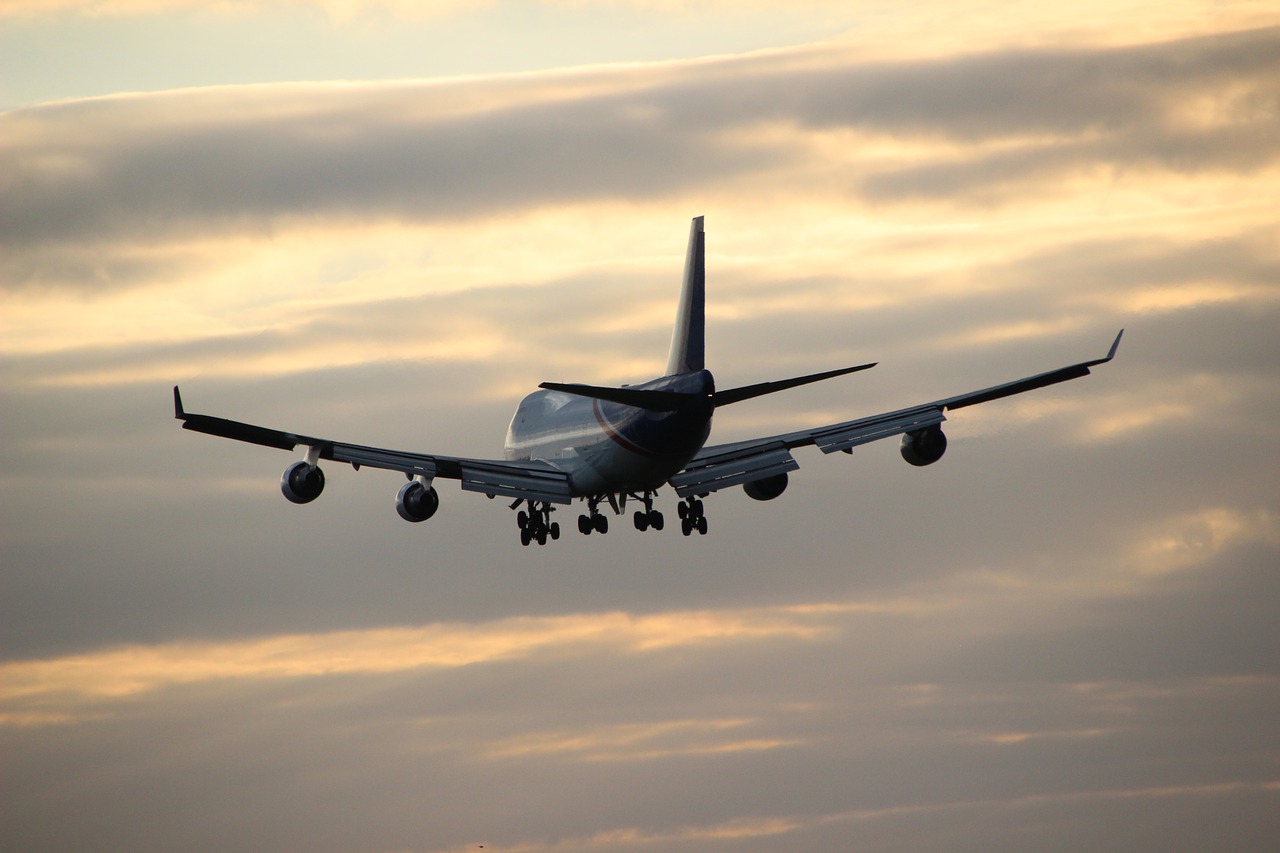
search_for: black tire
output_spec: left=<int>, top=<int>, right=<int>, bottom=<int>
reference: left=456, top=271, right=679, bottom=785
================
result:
left=650, top=511, right=664, bottom=531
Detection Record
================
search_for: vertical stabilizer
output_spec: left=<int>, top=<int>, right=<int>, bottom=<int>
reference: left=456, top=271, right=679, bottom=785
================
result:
left=665, top=216, right=706, bottom=375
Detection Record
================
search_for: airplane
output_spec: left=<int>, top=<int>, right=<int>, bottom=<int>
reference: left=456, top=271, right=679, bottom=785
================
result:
left=175, top=216, right=1123, bottom=545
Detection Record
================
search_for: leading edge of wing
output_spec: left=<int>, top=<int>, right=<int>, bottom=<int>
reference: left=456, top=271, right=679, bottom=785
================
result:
left=937, top=328, right=1124, bottom=411
left=686, top=329, right=1124, bottom=465
left=174, top=385, right=320, bottom=451
left=173, top=386, right=572, bottom=503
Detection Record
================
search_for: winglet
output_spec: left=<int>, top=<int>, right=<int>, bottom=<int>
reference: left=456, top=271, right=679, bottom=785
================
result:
left=1080, top=329, right=1124, bottom=370
left=1105, top=329, right=1124, bottom=362
left=942, top=328, right=1126, bottom=411
left=173, top=385, right=186, bottom=419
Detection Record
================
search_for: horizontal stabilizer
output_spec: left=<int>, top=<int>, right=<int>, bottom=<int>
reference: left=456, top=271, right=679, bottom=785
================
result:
left=538, top=382, right=700, bottom=412
left=715, top=361, right=877, bottom=407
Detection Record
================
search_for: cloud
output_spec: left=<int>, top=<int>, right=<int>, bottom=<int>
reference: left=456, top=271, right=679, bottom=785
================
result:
left=0, top=602, right=863, bottom=724
left=0, top=0, right=488, bottom=21
left=6, top=591, right=1279, bottom=851
left=5, top=26, right=1278, bottom=272
left=4, top=12, right=1280, bottom=853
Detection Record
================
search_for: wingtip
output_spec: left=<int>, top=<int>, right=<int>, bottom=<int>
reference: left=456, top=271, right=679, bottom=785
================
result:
left=173, top=385, right=185, bottom=419
left=1107, top=328, right=1125, bottom=361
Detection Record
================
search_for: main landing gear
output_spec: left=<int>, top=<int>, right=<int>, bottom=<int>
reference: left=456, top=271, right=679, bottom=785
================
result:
left=678, top=496, right=708, bottom=536
left=577, top=491, right=666, bottom=536
left=576, top=490, right=666, bottom=536
left=577, top=495, right=609, bottom=536
left=515, top=499, right=560, bottom=547
left=631, top=490, right=664, bottom=532
left=516, top=490, right=706, bottom=543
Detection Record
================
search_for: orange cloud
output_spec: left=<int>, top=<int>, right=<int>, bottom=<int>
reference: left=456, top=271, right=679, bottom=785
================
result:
left=0, top=603, right=859, bottom=724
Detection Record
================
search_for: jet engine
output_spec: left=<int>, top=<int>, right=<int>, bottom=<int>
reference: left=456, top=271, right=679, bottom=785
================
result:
left=743, top=472, right=789, bottom=501
left=396, top=480, right=440, bottom=523
left=281, top=460, right=325, bottom=503
left=900, top=425, right=948, bottom=467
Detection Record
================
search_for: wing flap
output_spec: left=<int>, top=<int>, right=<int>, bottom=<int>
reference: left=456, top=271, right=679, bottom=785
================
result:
left=668, top=444, right=799, bottom=497
left=459, top=460, right=573, bottom=505
left=808, top=405, right=946, bottom=454
left=175, top=386, right=571, bottom=503
left=329, top=444, right=440, bottom=477
left=677, top=330, right=1123, bottom=487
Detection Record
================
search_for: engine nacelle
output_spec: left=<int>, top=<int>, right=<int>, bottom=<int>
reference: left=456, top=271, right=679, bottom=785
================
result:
left=743, top=472, right=789, bottom=501
left=396, top=480, right=440, bottom=523
left=900, top=425, right=948, bottom=467
left=281, top=460, right=325, bottom=503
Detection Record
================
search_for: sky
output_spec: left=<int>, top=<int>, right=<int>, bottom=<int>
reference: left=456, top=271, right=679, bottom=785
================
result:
left=3, top=1, right=1280, bottom=851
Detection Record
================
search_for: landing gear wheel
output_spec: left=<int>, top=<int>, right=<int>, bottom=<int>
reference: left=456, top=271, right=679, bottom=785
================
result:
left=520, top=527, right=532, bottom=546
left=650, top=511, right=664, bottom=531
left=678, top=496, right=707, bottom=538
left=578, top=514, right=593, bottom=535
left=634, top=510, right=650, bottom=531
left=593, top=513, right=609, bottom=535
left=550, top=522, right=560, bottom=540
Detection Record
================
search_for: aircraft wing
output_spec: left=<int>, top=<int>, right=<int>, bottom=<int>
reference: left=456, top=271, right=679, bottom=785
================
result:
left=173, top=387, right=573, bottom=504
left=668, top=330, right=1123, bottom=498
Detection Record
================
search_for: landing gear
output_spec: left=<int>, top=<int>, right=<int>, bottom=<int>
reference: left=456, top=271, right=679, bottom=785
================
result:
left=515, top=500, right=559, bottom=546
left=678, top=496, right=708, bottom=536
left=556, top=490, right=707, bottom=540
left=631, top=490, right=664, bottom=532
left=578, top=495, right=609, bottom=535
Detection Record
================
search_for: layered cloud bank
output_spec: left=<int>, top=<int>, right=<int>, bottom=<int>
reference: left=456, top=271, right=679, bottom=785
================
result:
left=4, top=4, right=1280, bottom=852
left=6, top=26, right=1280, bottom=257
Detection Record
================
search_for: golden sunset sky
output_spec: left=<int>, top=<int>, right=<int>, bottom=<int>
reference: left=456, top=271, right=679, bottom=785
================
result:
left=3, top=2, right=1279, bottom=851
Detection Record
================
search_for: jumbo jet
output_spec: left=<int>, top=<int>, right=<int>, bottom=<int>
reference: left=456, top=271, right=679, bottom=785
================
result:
left=175, top=217, right=1122, bottom=545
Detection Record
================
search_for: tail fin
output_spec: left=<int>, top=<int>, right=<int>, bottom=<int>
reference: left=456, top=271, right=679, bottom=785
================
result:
left=665, top=216, right=706, bottom=376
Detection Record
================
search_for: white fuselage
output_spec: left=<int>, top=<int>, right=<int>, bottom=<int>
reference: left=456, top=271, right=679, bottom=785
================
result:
left=503, top=370, right=715, bottom=497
